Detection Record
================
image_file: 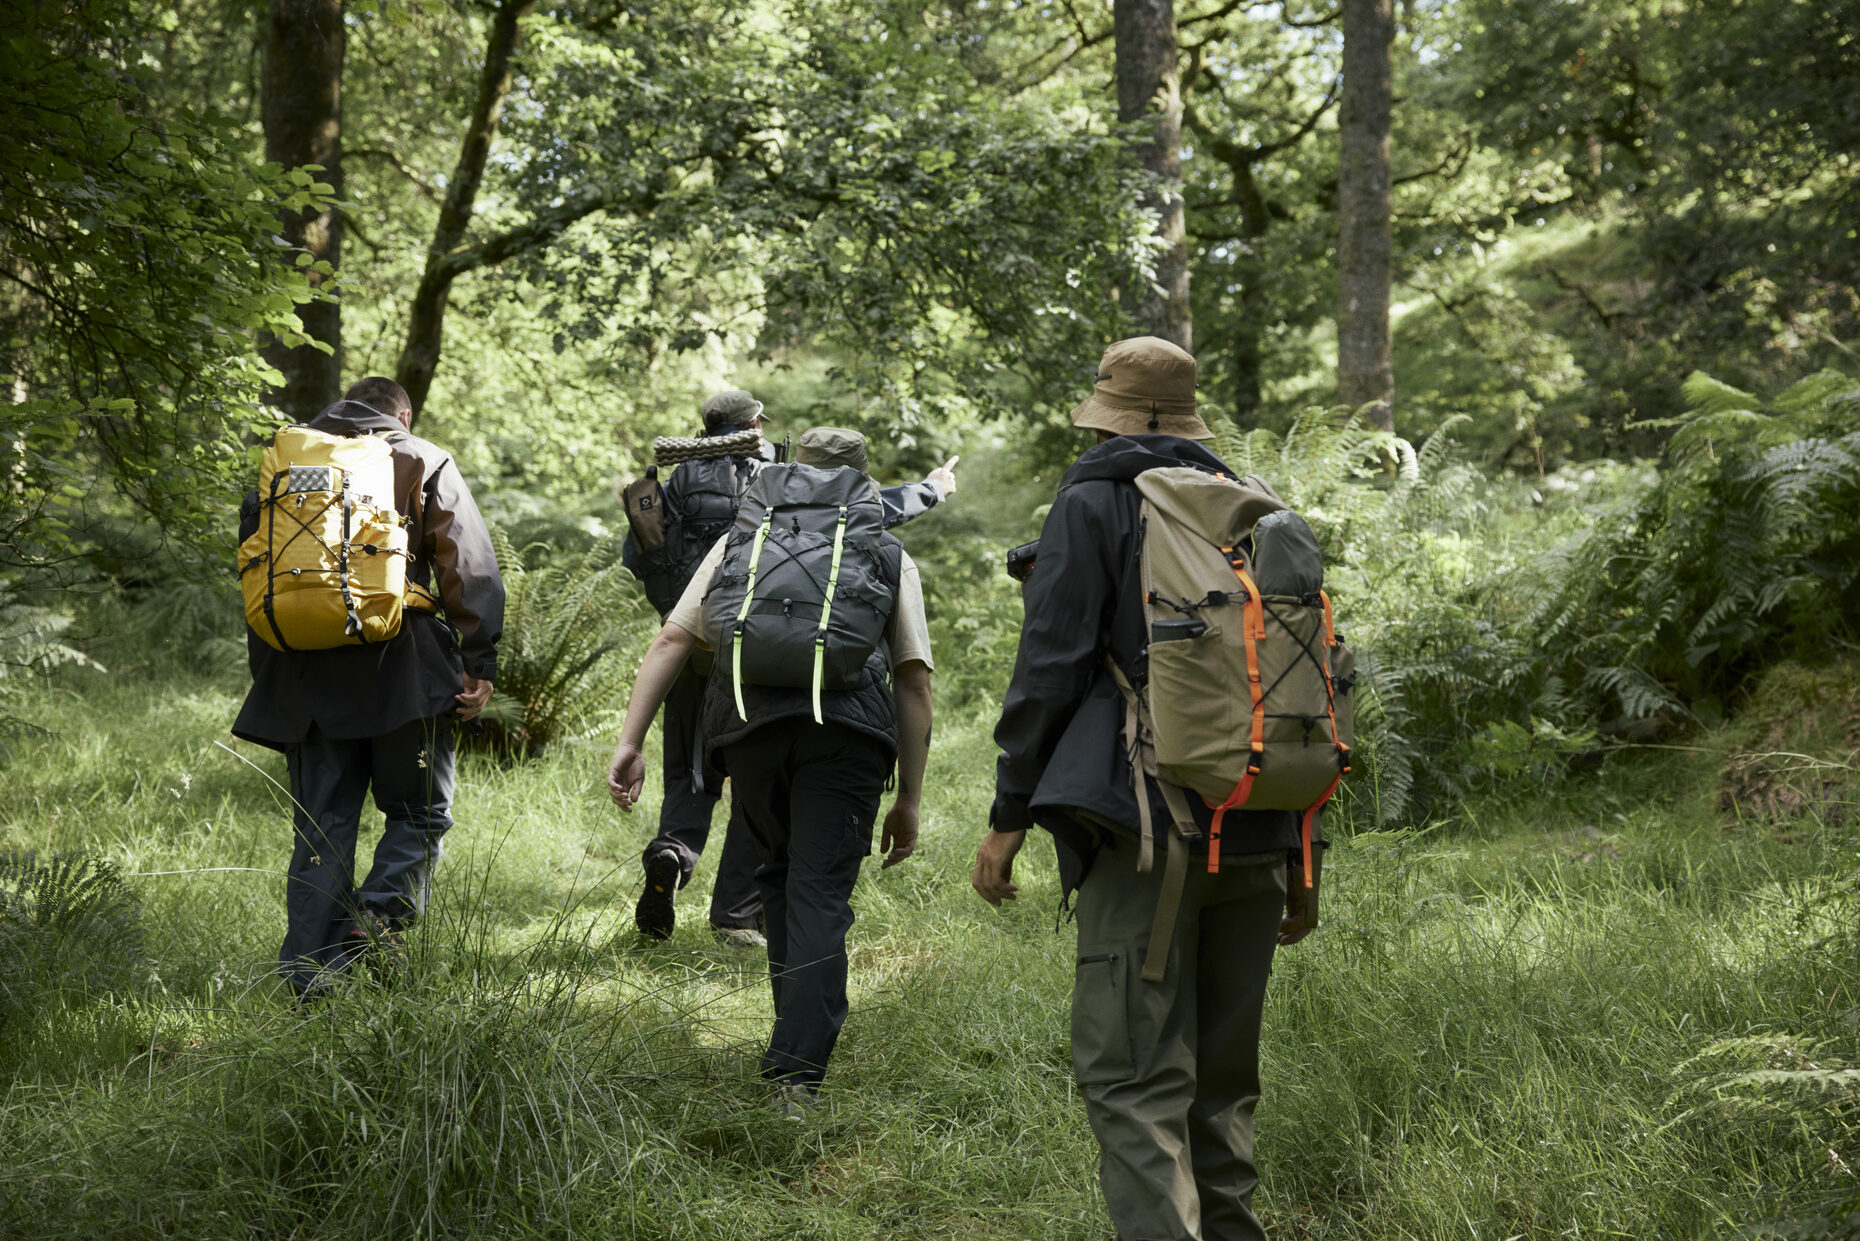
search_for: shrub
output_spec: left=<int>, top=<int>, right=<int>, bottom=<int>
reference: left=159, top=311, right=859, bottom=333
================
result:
left=1534, top=369, right=1860, bottom=726
left=0, top=851, right=145, bottom=1039
left=476, top=530, right=658, bottom=756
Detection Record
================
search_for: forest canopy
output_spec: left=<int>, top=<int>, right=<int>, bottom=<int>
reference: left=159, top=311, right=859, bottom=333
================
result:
left=5, top=0, right=1854, bottom=583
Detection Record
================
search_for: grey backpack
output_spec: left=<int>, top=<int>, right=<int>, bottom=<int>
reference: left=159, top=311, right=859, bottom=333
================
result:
left=700, top=463, right=896, bottom=723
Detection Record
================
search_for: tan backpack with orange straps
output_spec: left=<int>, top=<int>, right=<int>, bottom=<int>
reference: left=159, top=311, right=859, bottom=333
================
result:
left=1111, top=467, right=1355, bottom=979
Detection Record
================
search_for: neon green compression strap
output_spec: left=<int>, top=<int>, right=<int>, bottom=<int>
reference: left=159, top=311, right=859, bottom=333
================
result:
left=811, top=505, right=850, bottom=724
left=732, top=507, right=775, bottom=722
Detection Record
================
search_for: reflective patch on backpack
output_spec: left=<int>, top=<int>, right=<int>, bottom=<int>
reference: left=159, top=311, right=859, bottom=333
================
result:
left=286, top=466, right=333, bottom=494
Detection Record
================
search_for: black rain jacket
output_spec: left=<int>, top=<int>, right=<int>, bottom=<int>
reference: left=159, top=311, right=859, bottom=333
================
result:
left=990, top=434, right=1299, bottom=897
left=232, top=401, right=505, bottom=749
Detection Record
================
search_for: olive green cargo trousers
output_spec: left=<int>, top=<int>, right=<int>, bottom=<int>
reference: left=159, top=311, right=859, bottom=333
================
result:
left=1071, top=843, right=1287, bottom=1241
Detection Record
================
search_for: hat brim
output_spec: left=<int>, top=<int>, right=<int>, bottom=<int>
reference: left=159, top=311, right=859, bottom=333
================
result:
left=1070, top=394, right=1213, bottom=442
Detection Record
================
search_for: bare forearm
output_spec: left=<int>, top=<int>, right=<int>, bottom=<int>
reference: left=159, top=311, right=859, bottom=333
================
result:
left=617, top=625, right=698, bottom=752
left=894, top=664, right=933, bottom=803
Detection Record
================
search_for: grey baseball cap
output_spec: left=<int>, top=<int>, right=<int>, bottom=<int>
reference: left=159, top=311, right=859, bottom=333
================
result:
left=699, top=389, right=768, bottom=431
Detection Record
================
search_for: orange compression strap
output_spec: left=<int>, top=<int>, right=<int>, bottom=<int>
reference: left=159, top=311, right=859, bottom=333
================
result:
left=1317, top=585, right=1352, bottom=796
left=1208, top=550, right=1270, bottom=874
left=1298, top=771, right=1345, bottom=889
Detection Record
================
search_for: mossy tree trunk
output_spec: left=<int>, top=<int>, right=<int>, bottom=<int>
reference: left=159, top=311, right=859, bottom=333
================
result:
left=260, top=0, right=343, bottom=422
left=1338, top=0, right=1394, bottom=431
left=1115, top=0, right=1191, bottom=352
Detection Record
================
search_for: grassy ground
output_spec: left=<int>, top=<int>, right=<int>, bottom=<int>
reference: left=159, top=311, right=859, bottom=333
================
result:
left=1, top=659, right=1856, bottom=1239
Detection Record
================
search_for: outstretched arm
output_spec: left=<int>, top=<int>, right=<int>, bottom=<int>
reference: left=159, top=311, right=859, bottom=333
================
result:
left=879, top=456, right=959, bottom=529
left=607, top=623, right=699, bottom=810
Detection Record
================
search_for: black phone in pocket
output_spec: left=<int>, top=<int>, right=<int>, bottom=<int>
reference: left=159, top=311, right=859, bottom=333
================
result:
left=1149, top=619, right=1208, bottom=642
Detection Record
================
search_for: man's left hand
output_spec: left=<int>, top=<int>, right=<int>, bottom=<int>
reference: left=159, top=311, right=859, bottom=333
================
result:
left=880, top=800, right=920, bottom=868
left=456, top=673, right=493, bottom=722
left=1279, top=877, right=1314, bottom=946
left=926, top=455, right=959, bottom=500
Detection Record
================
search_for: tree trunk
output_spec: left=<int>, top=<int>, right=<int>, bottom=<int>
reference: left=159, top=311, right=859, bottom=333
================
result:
left=397, top=0, right=536, bottom=428
left=1115, top=0, right=1191, bottom=351
left=1337, top=0, right=1394, bottom=431
left=1229, top=161, right=1272, bottom=427
left=261, top=0, right=343, bottom=422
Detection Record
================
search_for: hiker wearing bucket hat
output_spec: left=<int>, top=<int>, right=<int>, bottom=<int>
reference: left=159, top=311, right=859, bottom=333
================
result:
left=623, top=395, right=960, bottom=952
left=609, top=426, right=934, bottom=1105
left=970, top=337, right=1306, bottom=1240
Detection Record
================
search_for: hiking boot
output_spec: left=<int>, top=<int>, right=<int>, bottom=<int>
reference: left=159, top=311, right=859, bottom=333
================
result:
left=634, top=848, right=682, bottom=941
left=347, top=908, right=409, bottom=977
left=712, top=925, right=768, bottom=950
left=772, top=1081, right=817, bottom=1122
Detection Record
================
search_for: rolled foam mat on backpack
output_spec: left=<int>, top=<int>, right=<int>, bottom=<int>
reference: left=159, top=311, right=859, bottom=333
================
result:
left=653, top=429, right=765, bottom=466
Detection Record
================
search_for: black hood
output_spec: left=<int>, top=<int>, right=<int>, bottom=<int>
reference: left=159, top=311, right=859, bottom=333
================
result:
left=305, top=399, right=404, bottom=438
left=1058, top=433, right=1228, bottom=489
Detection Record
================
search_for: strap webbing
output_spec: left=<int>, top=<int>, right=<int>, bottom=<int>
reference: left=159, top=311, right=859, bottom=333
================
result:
left=1207, top=552, right=1271, bottom=874
left=338, top=470, right=364, bottom=640
left=1107, top=658, right=1155, bottom=874
left=260, top=468, right=294, bottom=652
left=731, top=507, right=775, bottom=722
left=1299, top=772, right=1344, bottom=890
left=810, top=505, right=849, bottom=725
left=1141, top=824, right=1191, bottom=983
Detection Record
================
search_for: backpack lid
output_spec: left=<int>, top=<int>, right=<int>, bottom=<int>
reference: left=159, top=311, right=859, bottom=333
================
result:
left=742, top=460, right=882, bottom=513
left=1134, top=467, right=1285, bottom=546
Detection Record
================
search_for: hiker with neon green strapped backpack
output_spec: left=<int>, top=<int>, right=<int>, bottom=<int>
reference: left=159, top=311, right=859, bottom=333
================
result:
left=607, top=427, right=934, bottom=1104
left=618, top=391, right=957, bottom=950
left=971, top=337, right=1354, bottom=1241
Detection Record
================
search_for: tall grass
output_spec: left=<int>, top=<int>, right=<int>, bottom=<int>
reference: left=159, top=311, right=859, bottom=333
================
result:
left=1, top=659, right=1855, bottom=1238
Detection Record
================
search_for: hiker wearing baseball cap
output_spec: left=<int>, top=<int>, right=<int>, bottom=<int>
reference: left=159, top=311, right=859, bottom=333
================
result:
left=609, top=426, right=935, bottom=1108
left=622, top=395, right=958, bottom=954
left=970, top=337, right=1309, bottom=1240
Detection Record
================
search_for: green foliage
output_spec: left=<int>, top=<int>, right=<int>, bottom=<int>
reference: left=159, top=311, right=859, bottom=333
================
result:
left=1, top=661, right=1857, bottom=1237
left=0, top=605, right=104, bottom=748
left=0, top=851, right=145, bottom=1042
left=1535, top=369, right=1860, bottom=722
left=481, top=530, right=658, bottom=755
left=0, top=0, right=331, bottom=578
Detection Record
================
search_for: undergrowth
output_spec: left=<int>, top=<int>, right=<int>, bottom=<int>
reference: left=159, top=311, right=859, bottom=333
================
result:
left=0, top=661, right=1856, bottom=1238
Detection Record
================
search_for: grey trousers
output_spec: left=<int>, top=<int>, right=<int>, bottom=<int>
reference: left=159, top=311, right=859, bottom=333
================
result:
left=279, top=715, right=455, bottom=994
left=1071, top=843, right=1287, bottom=1241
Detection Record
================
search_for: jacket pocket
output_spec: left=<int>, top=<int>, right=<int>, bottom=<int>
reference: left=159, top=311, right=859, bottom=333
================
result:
left=1071, top=949, right=1135, bottom=1085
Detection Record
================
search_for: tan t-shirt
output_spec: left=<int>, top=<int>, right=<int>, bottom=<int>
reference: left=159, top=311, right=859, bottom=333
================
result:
left=665, top=535, right=933, bottom=671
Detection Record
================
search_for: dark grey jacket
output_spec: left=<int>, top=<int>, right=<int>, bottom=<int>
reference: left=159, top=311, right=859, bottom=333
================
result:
left=990, top=435, right=1299, bottom=894
left=232, top=401, right=505, bottom=749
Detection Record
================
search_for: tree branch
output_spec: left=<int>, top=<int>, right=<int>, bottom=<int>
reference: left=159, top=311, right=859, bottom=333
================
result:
left=348, top=145, right=440, bottom=202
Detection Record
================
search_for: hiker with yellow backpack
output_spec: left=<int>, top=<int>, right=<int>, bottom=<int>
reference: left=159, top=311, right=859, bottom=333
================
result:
left=971, top=338, right=1354, bottom=1241
left=233, top=377, right=504, bottom=1000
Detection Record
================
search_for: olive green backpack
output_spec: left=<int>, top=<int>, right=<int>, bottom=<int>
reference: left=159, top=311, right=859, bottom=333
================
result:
left=1112, top=466, right=1355, bottom=979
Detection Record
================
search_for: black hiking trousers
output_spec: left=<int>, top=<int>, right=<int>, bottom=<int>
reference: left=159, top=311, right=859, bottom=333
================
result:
left=279, top=716, right=454, bottom=995
left=641, top=661, right=763, bottom=929
left=720, top=723, right=890, bottom=1089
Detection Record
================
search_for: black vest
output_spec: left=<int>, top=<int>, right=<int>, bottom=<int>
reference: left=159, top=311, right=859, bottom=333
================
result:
left=700, top=536, right=904, bottom=761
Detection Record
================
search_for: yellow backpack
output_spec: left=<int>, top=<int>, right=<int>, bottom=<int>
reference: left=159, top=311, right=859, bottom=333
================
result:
left=237, top=426, right=436, bottom=651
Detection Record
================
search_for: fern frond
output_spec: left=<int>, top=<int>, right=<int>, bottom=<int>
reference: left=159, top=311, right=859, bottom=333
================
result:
left=1681, top=370, right=1760, bottom=415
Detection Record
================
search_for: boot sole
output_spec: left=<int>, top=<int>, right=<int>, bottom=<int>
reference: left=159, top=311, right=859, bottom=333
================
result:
left=634, top=850, right=681, bottom=941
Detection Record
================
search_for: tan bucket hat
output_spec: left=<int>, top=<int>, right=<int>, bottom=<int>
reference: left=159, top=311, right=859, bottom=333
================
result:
left=1070, top=336, right=1212, bottom=441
